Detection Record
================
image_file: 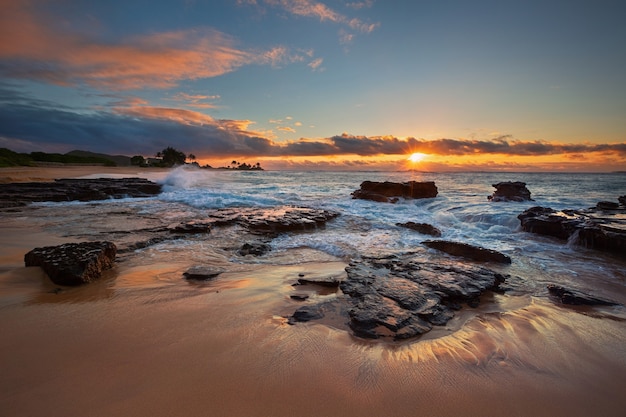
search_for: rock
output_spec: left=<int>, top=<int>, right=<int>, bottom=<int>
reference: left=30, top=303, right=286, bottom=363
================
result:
left=396, top=221, right=442, bottom=237
left=289, top=305, right=325, bottom=323
left=422, top=240, right=511, bottom=264
left=328, top=254, right=507, bottom=340
left=351, top=181, right=437, bottom=203
left=238, top=242, right=271, bottom=256
left=24, top=241, right=117, bottom=286
left=170, top=221, right=211, bottom=234
left=201, top=206, right=339, bottom=234
left=183, top=266, right=225, bottom=280
left=0, top=178, right=162, bottom=204
left=596, top=201, right=619, bottom=210
left=518, top=203, right=626, bottom=257
left=547, top=284, right=619, bottom=306
left=488, top=181, right=533, bottom=202
left=619, top=195, right=626, bottom=206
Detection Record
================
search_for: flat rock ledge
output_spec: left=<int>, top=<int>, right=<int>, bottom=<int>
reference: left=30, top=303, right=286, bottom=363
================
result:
left=202, top=206, right=340, bottom=235
left=0, top=177, right=162, bottom=207
left=422, top=240, right=511, bottom=264
left=396, top=221, right=442, bottom=237
left=291, top=254, right=507, bottom=340
left=24, top=241, right=117, bottom=286
left=518, top=199, right=626, bottom=258
left=352, top=181, right=438, bottom=203
left=547, top=284, right=620, bottom=306
left=488, top=181, right=533, bottom=202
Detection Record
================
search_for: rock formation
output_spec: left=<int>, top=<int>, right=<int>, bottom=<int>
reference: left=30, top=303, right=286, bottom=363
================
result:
left=488, top=181, right=533, bottom=202
left=422, top=240, right=511, bottom=264
left=0, top=178, right=162, bottom=206
left=24, top=241, right=117, bottom=286
left=396, top=221, right=442, bottom=237
left=351, top=181, right=438, bottom=203
left=291, top=254, right=507, bottom=340
left=518, top=200, right=626, bottom=257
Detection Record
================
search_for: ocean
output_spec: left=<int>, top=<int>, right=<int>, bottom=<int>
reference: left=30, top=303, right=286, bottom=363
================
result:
left=147, top=168, right=626, bottom=298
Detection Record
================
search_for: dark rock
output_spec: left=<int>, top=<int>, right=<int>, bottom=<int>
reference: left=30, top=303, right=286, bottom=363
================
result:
left=619, top=195, right=626, bottom=206
left=24, top=241, right=117, bottom=286
left=296, top=276, right=342, bottom=288
left=183, top=266, right=225, bottom=280
left=202, top=206, right=339, bottom=234
left=547, top=284, right=620, bottom=306
left=422, top=240, right=511, bottom=264
left=330, top=254, right=507, bottom=340
left=396, top=221, right=442, bottom=237
left=518, top=203, right=626, bottom=258
left=0, top=178, right=162, bottom=204
left=351, top=181, right=437, bottom=203
left=289, top=305, right=325, bottom=323
left=596, top=201, right=619, bottom=210
left=170, top=221, right=211, bottom=234
left=290, top=294, right=310, bottom=301
left=238, top=242, right=271, bottom=256
left=488, top=181, right=533, bottom=202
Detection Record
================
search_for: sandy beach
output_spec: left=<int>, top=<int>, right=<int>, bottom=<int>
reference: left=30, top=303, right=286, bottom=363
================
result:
left=0, top=166, right=171, bottom=183
left=1, top=166, right=625, bottom=417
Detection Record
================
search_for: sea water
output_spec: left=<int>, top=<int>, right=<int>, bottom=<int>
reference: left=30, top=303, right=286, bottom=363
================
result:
left=141, top=168, right=626, bottom=297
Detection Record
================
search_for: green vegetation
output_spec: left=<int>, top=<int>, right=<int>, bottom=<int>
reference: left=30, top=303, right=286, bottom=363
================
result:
left=0, top=148, right=114, bottom=167
left=0, top=148, right=35, bottom=167
left=0, top=146, right=264, bottom=170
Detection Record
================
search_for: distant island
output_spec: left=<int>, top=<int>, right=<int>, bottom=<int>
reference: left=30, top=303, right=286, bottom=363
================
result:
left=0, top=147, right=263, bottom=170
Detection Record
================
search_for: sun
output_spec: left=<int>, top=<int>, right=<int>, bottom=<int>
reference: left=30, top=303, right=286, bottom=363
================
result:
left=407, top=152, right=427, bottom=163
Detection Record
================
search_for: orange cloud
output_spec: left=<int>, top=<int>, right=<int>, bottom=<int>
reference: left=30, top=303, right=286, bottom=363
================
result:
left=0, top=1, right=285, bottom=90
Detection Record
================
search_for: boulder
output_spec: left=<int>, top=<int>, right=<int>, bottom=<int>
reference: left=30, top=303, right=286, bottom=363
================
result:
left=488, top=181, right=533, bottom=202
left=396, top=221, right=442, bottom=237
left=422, top=240, right=511, bottom=264
left=547, top=284, right=619, bottom=306
left=518, top=202, right=626, bottom=258
left=352, top=181, right=437, bottom=203
left=24, top=241, right=117, bottom=286
left=0, top=178, right=162, bottom=204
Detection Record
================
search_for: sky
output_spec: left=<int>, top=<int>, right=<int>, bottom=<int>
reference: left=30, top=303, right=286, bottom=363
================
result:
left=0, top=0, right=625, bottom=171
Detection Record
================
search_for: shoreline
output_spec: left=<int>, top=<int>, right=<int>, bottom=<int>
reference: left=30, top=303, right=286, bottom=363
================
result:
left=1, top=168, right=625, bottom=417
left=0, top=166, right=171, bottom=183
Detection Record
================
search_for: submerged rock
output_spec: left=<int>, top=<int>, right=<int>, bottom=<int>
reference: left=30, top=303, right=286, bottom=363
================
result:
left=183, top=266, right=225, bottom=280
left=422, top=240, right=511, bottom=264
left=24, top=241, right=117, bottom=286
left=0, top=178, right=162, bottom=204
left=351, top=181, right=438, bottom=203
left=518, top=201, right=626, bottom=257
left=290, top=254, right=507, bottom=340
left=238, top=242, right=271, bottom=256
left=488, top=181, right=533, bottom=202
left=396, top=221, right=442, bottom=237
left=547, top=284, right=620, bottom=306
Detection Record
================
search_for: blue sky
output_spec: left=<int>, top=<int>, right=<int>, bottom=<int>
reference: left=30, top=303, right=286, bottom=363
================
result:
left=1, top=0, right=625, bottom=170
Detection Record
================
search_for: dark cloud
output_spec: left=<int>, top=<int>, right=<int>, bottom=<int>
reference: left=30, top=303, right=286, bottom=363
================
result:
left=1, top=95, right=624, bottom=160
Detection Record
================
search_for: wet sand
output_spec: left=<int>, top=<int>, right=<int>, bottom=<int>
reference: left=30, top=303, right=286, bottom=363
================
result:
left=1, top=167, right=626, bottom=417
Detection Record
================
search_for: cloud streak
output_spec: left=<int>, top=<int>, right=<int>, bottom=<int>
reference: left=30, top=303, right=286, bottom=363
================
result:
left=0, top=1, right=296, bottom=90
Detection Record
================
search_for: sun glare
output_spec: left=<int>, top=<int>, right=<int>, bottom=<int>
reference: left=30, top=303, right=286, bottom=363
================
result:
left=408, top=152, right=427, bottom=163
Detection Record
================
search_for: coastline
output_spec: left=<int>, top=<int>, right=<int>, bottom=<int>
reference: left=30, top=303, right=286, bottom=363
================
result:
left=0, top=166, right=171, bottom=183
left=1, top=168, right=625, bottom=417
